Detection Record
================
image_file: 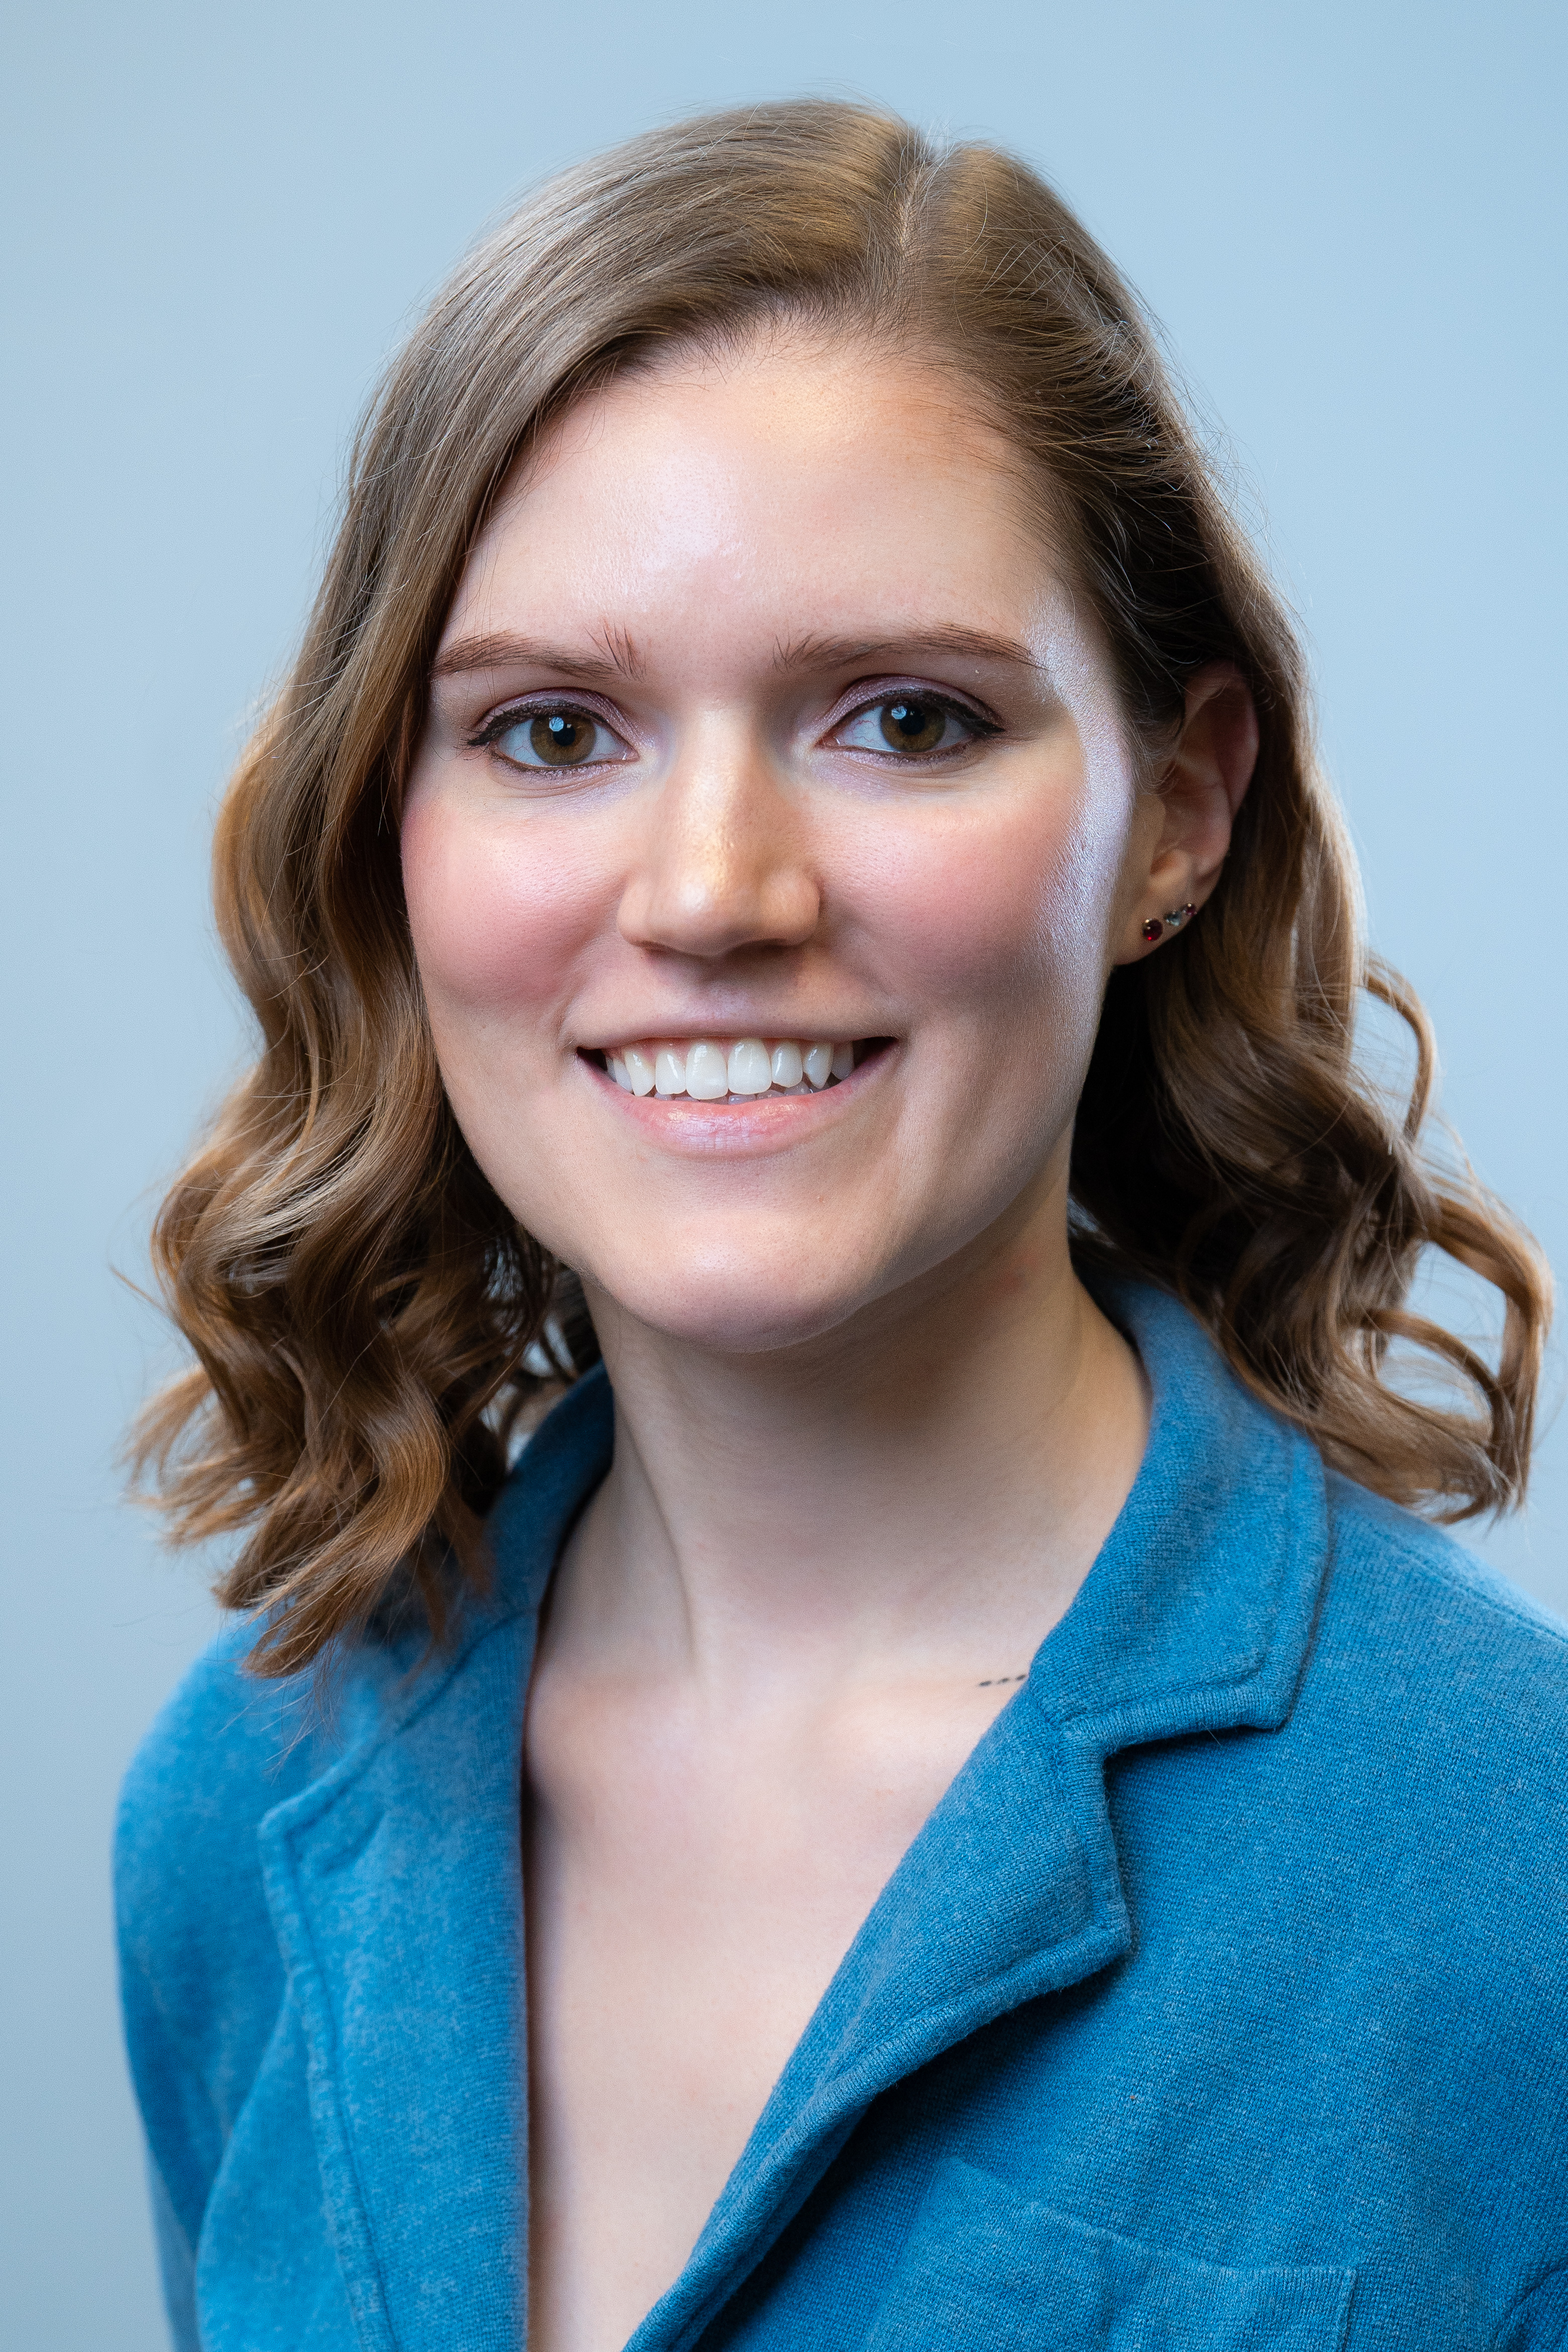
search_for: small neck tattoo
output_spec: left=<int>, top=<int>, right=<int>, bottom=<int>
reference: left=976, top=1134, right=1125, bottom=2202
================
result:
left=976, top=1672, right=1028, bottom=1689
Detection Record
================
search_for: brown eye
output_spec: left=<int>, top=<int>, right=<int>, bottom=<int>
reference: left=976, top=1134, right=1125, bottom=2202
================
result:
left=878, top=698, right=949, bottom=753
left=528, top=710, right=598, bottom=765
left=836, top=695, right=982, bottom=759
left=485, top=705, right=626, bottom=770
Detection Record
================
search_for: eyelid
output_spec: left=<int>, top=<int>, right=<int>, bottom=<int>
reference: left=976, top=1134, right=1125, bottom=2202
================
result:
left=832, top=673, right=996, bottom=718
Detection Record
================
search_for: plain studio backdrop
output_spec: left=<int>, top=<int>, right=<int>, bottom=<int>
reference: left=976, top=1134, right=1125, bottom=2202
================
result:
left=2, top=1, right=1563, bottom=2339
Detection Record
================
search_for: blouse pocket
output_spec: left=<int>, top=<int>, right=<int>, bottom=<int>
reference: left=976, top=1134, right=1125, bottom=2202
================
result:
left=863, top=2159, right=1356, bottom=2351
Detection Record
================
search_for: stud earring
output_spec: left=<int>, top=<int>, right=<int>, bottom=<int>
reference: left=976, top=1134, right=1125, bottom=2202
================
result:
left=1142, top=902, right=1196, bottom=945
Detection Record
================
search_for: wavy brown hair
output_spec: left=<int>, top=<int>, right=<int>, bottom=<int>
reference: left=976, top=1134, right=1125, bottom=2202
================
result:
left=133, top=100, right=1550, bottom=1675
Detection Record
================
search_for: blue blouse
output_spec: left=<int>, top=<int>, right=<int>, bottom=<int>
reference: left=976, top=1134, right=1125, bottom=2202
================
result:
left=115, top=1282, right=1568, bottom=2350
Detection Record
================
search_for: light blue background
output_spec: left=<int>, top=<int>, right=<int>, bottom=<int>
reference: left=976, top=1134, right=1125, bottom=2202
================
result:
left=2, top=3, right=1562, bottom=2341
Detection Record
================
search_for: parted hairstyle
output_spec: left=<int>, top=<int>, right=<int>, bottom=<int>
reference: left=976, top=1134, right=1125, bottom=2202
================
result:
left=133, top=100, right=1550, bottom=1675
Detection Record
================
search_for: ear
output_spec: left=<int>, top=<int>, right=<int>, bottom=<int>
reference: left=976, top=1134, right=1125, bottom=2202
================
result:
left=1112, top=662, right=1259, bottom=966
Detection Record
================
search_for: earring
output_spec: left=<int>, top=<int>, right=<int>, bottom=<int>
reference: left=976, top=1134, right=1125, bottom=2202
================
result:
left=1142, top=902, right=1196, bottom=945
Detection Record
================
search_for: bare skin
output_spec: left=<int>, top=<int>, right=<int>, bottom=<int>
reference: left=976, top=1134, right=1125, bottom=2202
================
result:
left=402, top=332, right=1255, bottom=2352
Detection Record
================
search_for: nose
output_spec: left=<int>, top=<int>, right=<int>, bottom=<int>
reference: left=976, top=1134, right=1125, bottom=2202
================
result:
left=617, top=723, right=821, bottom=961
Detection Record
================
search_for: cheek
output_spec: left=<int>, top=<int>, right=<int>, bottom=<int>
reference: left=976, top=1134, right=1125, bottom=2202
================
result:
left=839, top=781, right=1126, bottom=1022
left=400, top=795, right=604, bottom=1018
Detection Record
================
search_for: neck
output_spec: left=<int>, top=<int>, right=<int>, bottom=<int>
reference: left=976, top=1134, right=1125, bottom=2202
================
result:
left=557, top=1186, right=1148, bottom=1700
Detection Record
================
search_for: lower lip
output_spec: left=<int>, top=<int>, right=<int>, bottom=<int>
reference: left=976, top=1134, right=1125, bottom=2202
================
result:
left=581, top=1044, right=895, bottom=1155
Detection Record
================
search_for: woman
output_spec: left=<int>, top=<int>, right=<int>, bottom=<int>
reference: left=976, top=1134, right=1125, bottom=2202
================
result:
left=117, top=101, right=1566, bottom=2352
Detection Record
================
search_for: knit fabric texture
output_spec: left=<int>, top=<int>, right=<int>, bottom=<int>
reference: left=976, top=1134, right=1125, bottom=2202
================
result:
left=115, top=1281, right=1568, bottom=2350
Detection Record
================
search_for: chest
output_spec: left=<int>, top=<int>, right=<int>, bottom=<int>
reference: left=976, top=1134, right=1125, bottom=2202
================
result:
left=520, top=1674, right=1011, bottom=2352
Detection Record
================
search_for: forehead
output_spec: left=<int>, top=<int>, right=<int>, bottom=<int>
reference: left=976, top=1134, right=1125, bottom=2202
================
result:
left=443, top=337, right=1065, bottom=657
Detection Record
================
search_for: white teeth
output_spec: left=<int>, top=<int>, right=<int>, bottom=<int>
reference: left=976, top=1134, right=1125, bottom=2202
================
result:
left=605, top=1036, right=869, bottom=1100
left=685, top=1040, right=730, bottom=1100
left=726, top=1038, right=773, bottom=1095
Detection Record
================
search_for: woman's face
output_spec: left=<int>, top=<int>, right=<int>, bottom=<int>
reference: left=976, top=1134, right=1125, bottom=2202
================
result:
left=403, top=337, right=1167, bottom=1354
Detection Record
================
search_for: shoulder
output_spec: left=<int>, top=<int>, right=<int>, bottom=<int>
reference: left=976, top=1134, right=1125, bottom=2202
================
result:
left=114, top=1606, right=427, bottom=1974
left=115, top=1608, right=432, bottom=2090
left=117, top=1621, right=330, bottom=1903
left=115, top=1625, right=329, bottom=2064
left=119, top=1618, right=307, bottom=1823
left=1303, top=1473, right=1568, bottom=1860
left=115, top=1362, right=615, bottom=1976
left=1321, top=1471, right=1568, bottom=1702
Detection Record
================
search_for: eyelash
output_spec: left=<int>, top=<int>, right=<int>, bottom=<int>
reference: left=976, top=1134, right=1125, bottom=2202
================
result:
left=466, top=686, right=1001, bottom=767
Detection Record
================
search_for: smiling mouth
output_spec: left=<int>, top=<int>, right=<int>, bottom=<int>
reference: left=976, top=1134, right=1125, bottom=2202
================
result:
left=587, top=1036, right=890, bottom=1103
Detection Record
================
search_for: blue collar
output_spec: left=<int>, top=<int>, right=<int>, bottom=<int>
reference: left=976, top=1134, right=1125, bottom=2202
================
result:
left=255, top=1281, right=1328, bottom=2352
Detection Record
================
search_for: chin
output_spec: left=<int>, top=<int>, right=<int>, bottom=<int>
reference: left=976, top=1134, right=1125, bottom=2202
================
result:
left=580, top=1250, right=882, bottom=1359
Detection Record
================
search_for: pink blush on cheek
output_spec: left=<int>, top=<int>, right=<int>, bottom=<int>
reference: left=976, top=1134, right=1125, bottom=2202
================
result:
left=841, top=800, right=1108, bottom=1002
left=400, top=795, right=605, bottom=1012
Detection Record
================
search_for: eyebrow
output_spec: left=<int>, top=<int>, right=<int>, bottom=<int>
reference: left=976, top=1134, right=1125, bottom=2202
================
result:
left=429, top=630, right=643, bottom=683
left=430, top=623, right=1040, bottom=686
left=770, top=626, right=1039, bottom=674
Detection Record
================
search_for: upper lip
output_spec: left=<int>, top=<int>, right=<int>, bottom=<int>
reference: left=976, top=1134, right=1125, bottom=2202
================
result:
left=582, top=1026, right=887, bottom=1050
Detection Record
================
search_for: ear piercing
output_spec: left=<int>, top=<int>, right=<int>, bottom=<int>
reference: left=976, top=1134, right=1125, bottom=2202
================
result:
left=1142, top=903, right=1196, bottom=945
